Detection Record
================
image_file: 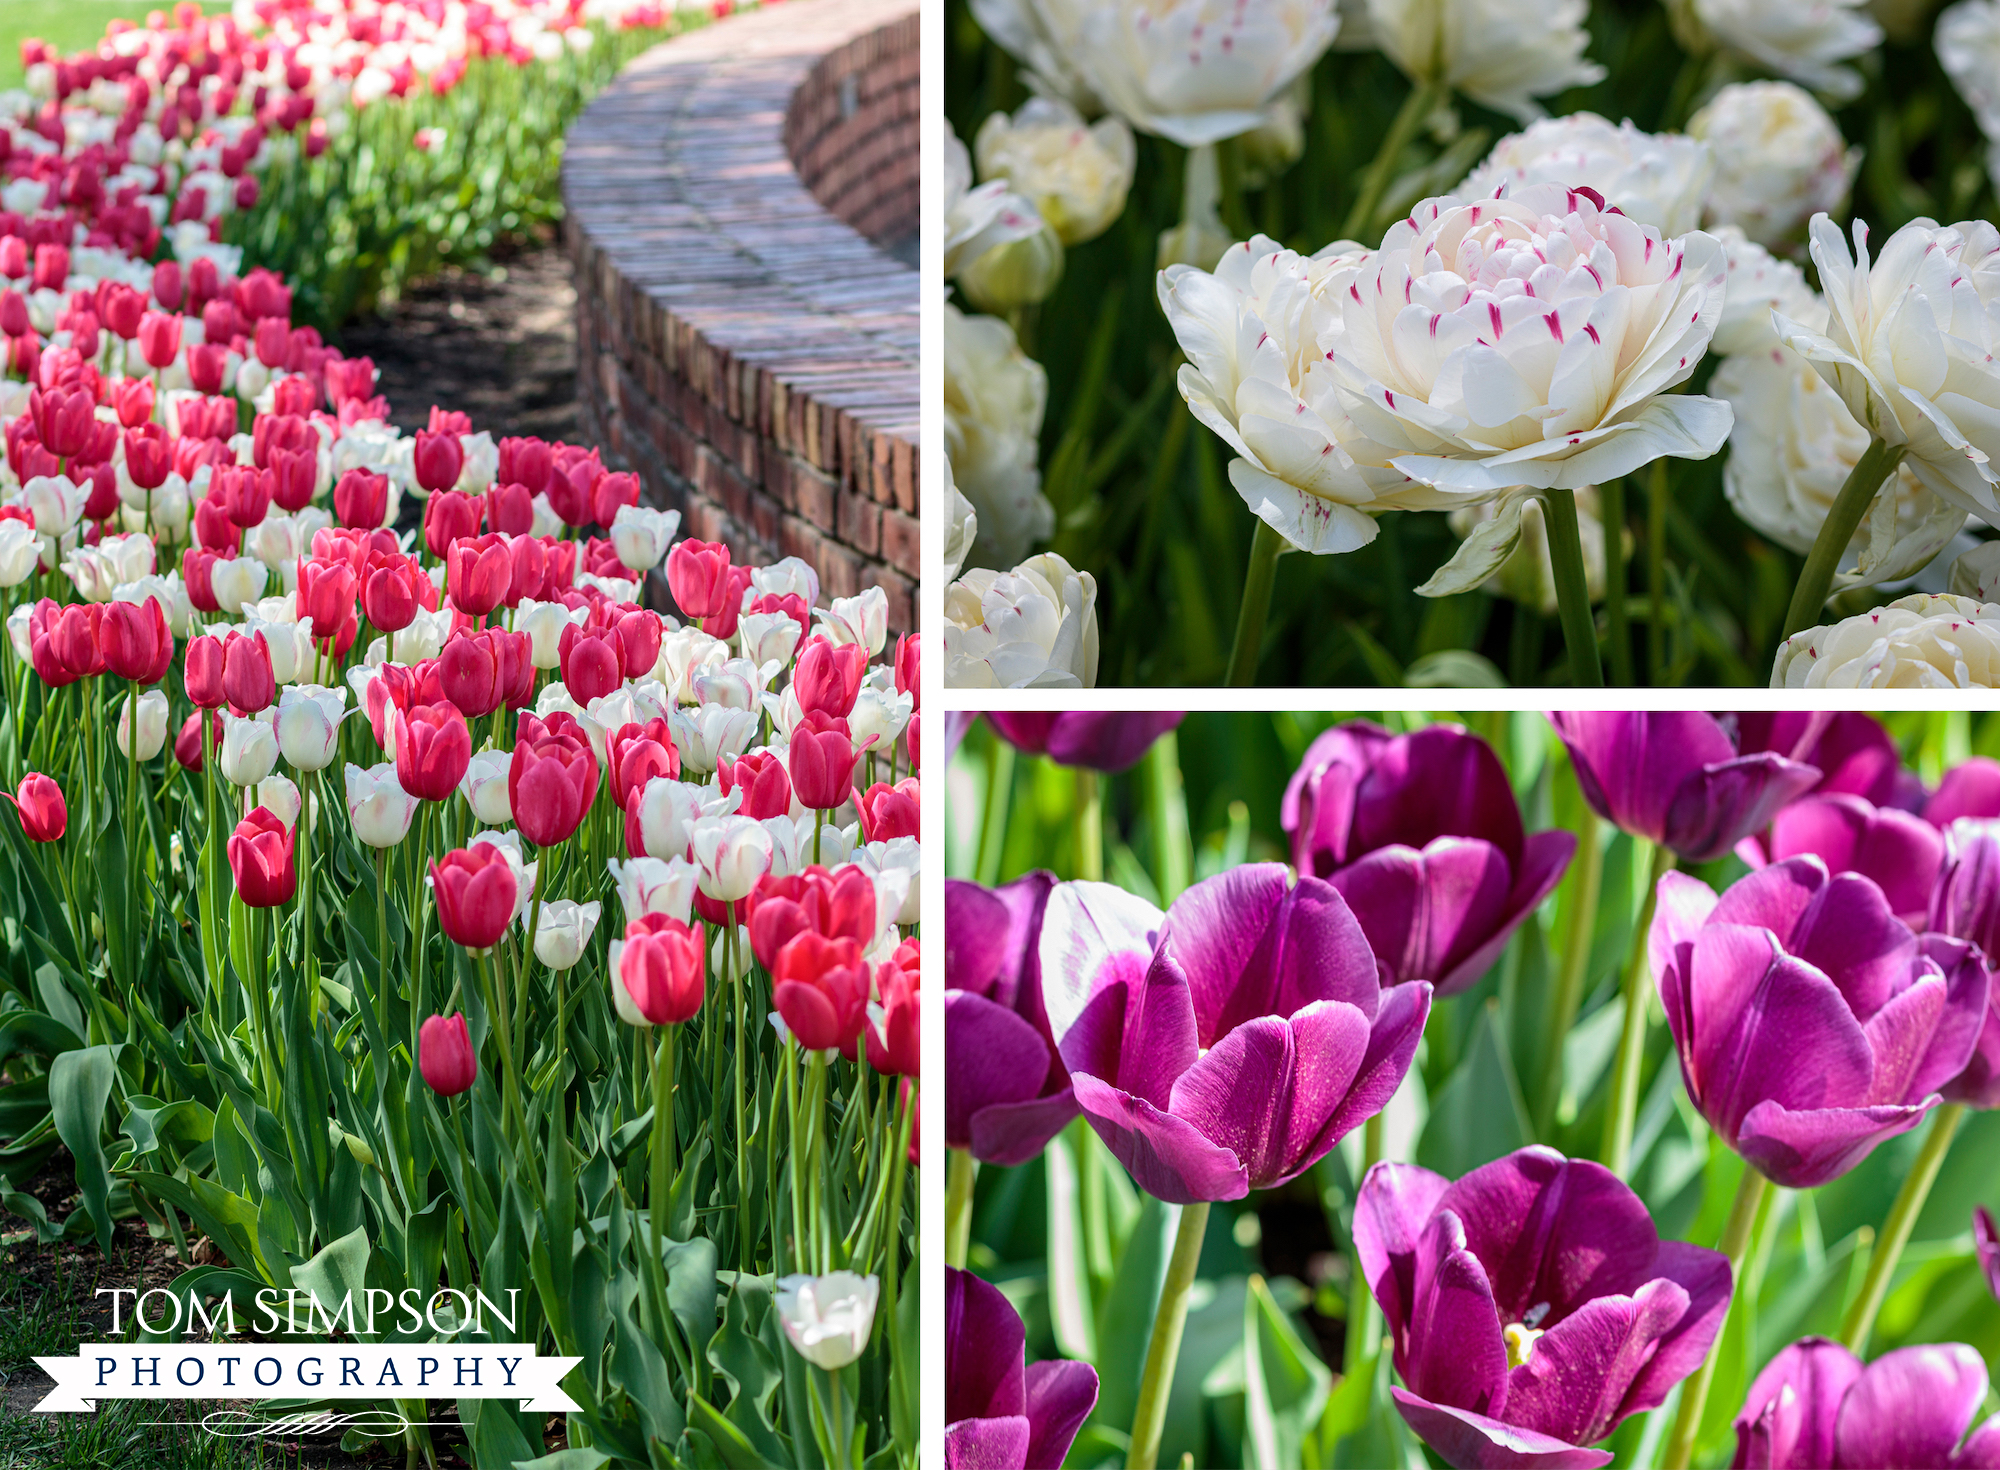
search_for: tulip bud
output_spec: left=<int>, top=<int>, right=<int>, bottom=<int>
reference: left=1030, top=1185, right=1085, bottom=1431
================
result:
left=720, top=750, right=793, bottom=821
left=609, top=855, right=699, bottom=924
left=774, top=1272, right=879, bottom=1370
left=413, top=429, right=465, bottom=495
left=534, top=899, right=602, bottom=971
left=957, top=223, right=1064, bottom=313
left=344, top=761, right=420, bottom=848
left=116, top=689, right=171, bottom=760
left=174, top=710, right=214, bottom=772
left=418, top=1013, right=478, bottom=1096
left=867, top=937, right=920, bottom=1075
left=609, top=503, right=680, bottom=573
left=220, top=629, right=277, bottom=713
left=5, top=772, right=66, bottom=841
left=509, top=711, right=598, bottom=846
left=227, top=806, right=296, bottom=907
left=611, top=912, right=706, bottom=1025
left=431, top=842, right=523, bottom=950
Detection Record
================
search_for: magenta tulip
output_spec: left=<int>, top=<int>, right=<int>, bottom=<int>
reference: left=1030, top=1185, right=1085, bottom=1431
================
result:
left=986, top=712, right=1185, bottom=773
left=945, top=1265, right=1098, bottom=1470
left=1732, top=1338, right=2000, bottom=1468
left=1742, top=792, right=1944, bottom=927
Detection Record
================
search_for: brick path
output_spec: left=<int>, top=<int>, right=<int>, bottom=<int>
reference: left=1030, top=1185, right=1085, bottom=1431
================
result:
left=563, top=0, right=920, bottom=632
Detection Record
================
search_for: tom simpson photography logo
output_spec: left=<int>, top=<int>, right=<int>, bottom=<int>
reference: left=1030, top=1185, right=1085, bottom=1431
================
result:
left=31, top=1286, right=580, bottom=1417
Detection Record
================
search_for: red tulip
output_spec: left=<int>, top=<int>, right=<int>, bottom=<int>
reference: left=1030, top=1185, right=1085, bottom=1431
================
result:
left=215, top=463, right=272, bottom=529
left=361, top=554, right=423, bottom=633
left=227, top=806, right=296, bottom=907
left=503, top=533, right=549, bottom=606
left=99, top=597, right=174, bottom=684
left=173, top=710, right=215, bottom=771
left=297, top=557, right=358, bottom=637
left=789, top=711, right=857, bottom=812
left=29, top=384, right=93, bottom=458
left=266, top=447, right=316, bottom=513
left=773, top=931, right=870, bottom=1057
left=720, top=750, right=792, bottom=820
left=439, top=627, right=529, bottom=719
left=396, top=701, right=472, bottom=802
left=611, top=606, right=662, bottom=680
left=794, top=636, right=866, bottom=719
left=557, top=621, right=623, bottom=704
left=867, top=937, right=920, bottom=1076
left=182, top=547, right=221, bottom=612
left=125, top=422, right=171, bottom=489
left=413, top=428, right=465, bottom=495
left=137, top=310, right=181, bottom=368
left=617, top=913, right=706, bottom=1024
left=183, top=633, right=224, bottom=707
left=418, top=1012, right=477, bottom=1096
left=509, top=712, right=597, bottom=846
left=5, top=772, right=66, bottom=841
left=422, top=489, right=482, bottom=560
left=665, top=538, right=731, bottom=621
left=591, top=470, right=641, bottom=529
left=113, top=375, right=154, bottom=428
left=704, top=564, right=755, bottom=641
left=858, top=778, right=920, bottom=843
left=193, top=493, right=239, bottom=553
left=220, top=630, right=275, bottom=714
left=477, top=480, right=528, bottom=536
left=430, top=844, right=518, bottom=949
left=334, top=468, right=389, bottom=529
left=446, top=533, right=511, bottom=617
left=498, top=437, right=552, bottom=495
left=895, top=633, right=919, bottom=707
left=606, top=718, right=680, bottom=812
left=29, top=600, right=104, bottom=686
left=747, top=865, right=876, bottom=972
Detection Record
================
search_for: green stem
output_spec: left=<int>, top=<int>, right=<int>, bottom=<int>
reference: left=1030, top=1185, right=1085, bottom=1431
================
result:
left=1542, top=488, right=1603, bottom=688
left=1074, top=769, right=1102, bottom=883
left=1537, top=814, right=1603, bottom=1137
left=1602, top=841, right=1674, bottom=1177
left=1780, top=437, right=1908, bottom=643
left=1661, top=1166, right=1772, bottom=1470
left=730, top=909, right=750, bottom=1272
left=975, top=738, right=1016, bottom=887
left=1340, top=80, right=1446, bottom=241
left=1839, top=1102, right=1965, bottom=1354
left=1648, top=459, right=1668, bottom=682
left=1226, top=518, right=1284, bottom=687
left=651, top=1022, right=676, bottom=1266
left=1147, top=729, right=1193, bottom=905
left=1601, top=479, right=1631, bottom=687
left=407, top=802, right=433, bottom=1065
left=1344, top=1113, right=1385, bottom=1372
left=124, top=679, right=140, bottom=986
left=1125, top=1200, right=1212, bottom=1470
left=945, top=1147, right=978, bottom=1270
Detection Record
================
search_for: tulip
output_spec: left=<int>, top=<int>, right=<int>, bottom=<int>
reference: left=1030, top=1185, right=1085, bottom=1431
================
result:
left=1284, top=721, right=1577, bottom=994
left=893, top=631, right=919, bottom=704
left=174, top=711, right=212, bottom=772
left=227, top=807, right=297, bottom=907
left=775, top=1272, right=879, bottom=1372
left=459, top=748, right=513, bottom=825
left=987, top=711, right=1185, bottom=772
left=0, top=520, right=37, bottom=587
left=1734, top=711, right=1916, bottom=809
left=470, top=831, right=540, bottom=922
left=666, top=537, right=731, bottom=620
left=739, top=609, right=803, bottom=670
left=116, top=690, right=170, bottom=760
left=431, top=843, right=520, bottom=949
left=868, top=939, right=920, bottom=1075
left=629, top=777, right=725, bottom=862
left=692, top=654, right=766, bottom=711
left=691, top=813, right=774, bottom=904
left=719, top=750, right=792, bottom=821
left=667, top=703, right=759, bottom=776
left=297, top=559, right=358, bottom=639
left=275, top=685, right=349, bottom=771
left=4, top=773, right=66, bottom=841
left=418, top=1013, right=478, bottom=1097
left=220, top=629, right=276, bottom=714
left=99, top=597, right=174, bottom=683
left=334, top=468, right=390, bottom=529
left=509, top=711, right=597, bottom=846
left=534, top=899, right=601, bottom=971
left=208, top=557, right=270, bottom=616
left=413, top=429, right=465, bottom=496
left=557, top=621, right=624, bottom=704
left=517, top=598, right=588, bottom=669
left=794, top=636, right=867, bottom=718
left=1927, top=819, right=2000, bottom=1107
left=439, top=627, right=528, bottom=718
left=789, top=711, right=859, bottom=811
left=858, top=778, right=920, bottom=843
left=256, top=775, right=307, bottom=833
left=1732, top=1337, right=2000, bottom=1469
left=1932, top=758, right=2000, bottom=826
left=1551, top=712, right=1824, bottom=862
left=137, top=310, right=181, bottom=369
left=345, top=762, right=420, bottom=848
left=1357, top=1148, right=1731, bottom=1470
left=945, top=1266, right=1097, bottom=1470
left=218, top=710, right=280, bottom=788
left=773, top=931, right=874, bottom=1056
left=1653, top=857, right=1989, bottom=1187
left=608, top=719, right=681, bottom=812
left=396, top=701, right=472, bottom=802
left=1979, top=1206, right=2000, bottom=1304
left=610, top=912, right=706, bottom=1025
left=30, top=600, right=105, bottom=685
left=1743, top=792, right=1943, bottom=926
left=609, top=856, right=700, bottom=924
left=609, top=503, right=679, bottom=572
left=446, top=532, right=511, bottom=617
left=1043, top=865, right=1430, bottom=1202
left=856, top=835, right=921, bottom=926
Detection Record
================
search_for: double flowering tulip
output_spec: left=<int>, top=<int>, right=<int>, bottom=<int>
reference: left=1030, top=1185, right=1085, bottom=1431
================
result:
left=1654, top=856, right=1991, bottom=1187
left=1732, top=1338, right=2000, bottom=1469
left=431, top=843, right=520, bottom=950
left=1042, top=864, right=1430, bottom=1202
left=227, top=807, right=297, bottom=908
left=1552, top=712, right=1824, bottom=862
left=397, top=702, right=473, bottom=803
left=945, top=1265, right=1098, bottom=1470
left=987, top=711, right=1185, bottom=772
left=1284, top=722, right=1574, bottom=994
left=418, top=1013, right=478, bottom=1097
left=4, top=773, right=66, bottom=841
left=1741, top=793, right=1944, bottom=927
left=1357, top=1147, right=1731, bottom=1470
left=774, top=931, right=871, bottom=1056
left=944, top=873, right=1074, bottom=1165
left=610, top=913, right=705, bottom=1026
left=508, top=712, right=597, bottom=846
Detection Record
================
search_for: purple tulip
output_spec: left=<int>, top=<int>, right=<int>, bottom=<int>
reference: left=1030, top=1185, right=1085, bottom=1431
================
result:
left=1732, top=1337, right=2000, bottom=1468
left=1041, top=865, right=1430, bottom=1204
left=1929, top=820, right=2000, bottom=1107
left=944, top=873, right=1081, bottom=1164
left=945, top=1265, right=1098, bottom=1470
left=1735, top=711, right=1919, bottom=810
left=1550, top=712, right=1823, bottom=862
left=1653, top=856, right=1989, bottom=1188
left=985, top=712, right=1186, bottom=773
left=1928, top=757, right=2000, bottom=827
left=1356, top=1147, right=1731, bottom=1470
left=1281, top=721, right=1576, bottom=995
left=1738, top=793, right=1944, bottom=927
left=1977, top=1206, right=2000, bottom=1304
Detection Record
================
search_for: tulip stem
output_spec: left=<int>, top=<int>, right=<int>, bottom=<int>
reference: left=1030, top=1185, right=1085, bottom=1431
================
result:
left=944, top=1147, right=977, bottom=1270
left=1344, top=1112, right=1385, bottom=1373
left=1542, top=488, right=1603, bottom=688
left=1225, top=519, right=1283, bottom=687
left=1074, top=770, right=1102, bottom=882
left=1602, top=841, right=1674, bottom=1178
left=1341, top=80, right=1446, bottom=242
left=1602, top=478, right=1632, bottom=686
left=651, top=1022, right=675, bottom=1266
left=1125, top=1199, right=1210, bottom=1470
left=1647, top=459, right=1668, bottom=681
left=1839, top=1102, right=1965, bottom=1355
left=1780, top=437, right=1907, bottom=644
left=1661, top=1166, right=1770, bottom=1470
left=1537, top=813, right=1603, bottom=1138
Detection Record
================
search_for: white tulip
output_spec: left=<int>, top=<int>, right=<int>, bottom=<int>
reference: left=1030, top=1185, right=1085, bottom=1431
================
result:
left=1689, top=82, right=1858, bottom=248
left=246, top=508, right=331, bottom=572
left=607, top=854, right=699, bottom=924
left=1940, top=1, right=2000, bottom=190
left=737, top=610, right=803, bottom=670
left=61, top=543, right=128, bottom=602
left=219, top=708, right=280, bottom=787
left=513, top=598, right=590, bottom=670
left=774, top=1272, right=879, bottom=1370
left=208, top=556, right=269, bottom=616
left=0, top=519, right=38, bottom=587
left=608, top=504, right=680, bottom=573
left=813, top=588, right=889, bottom=657
left=459, top=747, right=513, bottom=825
left=944, top=120, right=1046, bottom=277
left=116, top=689, right=170, bottom=760
left=693, top=657, right=769, bottom=712
left=6, top=603, right=31, bottom=663
left=1367, top=0, right=1603, bottom=123
left=114, top=573, right=195, bottom=637
left=534, top=899, right=601, bottom=970
left=944, top=552, right=1099, bottom=689
left=1461, top=113, right=1714, bottom=236
left=1773, top=592, right=2000, bottom=687
left=255, top=773, right=303, bottom=830
left=656, top=625, right=729, bottom=704
left=243, top=610, right=316, bottom=685
left=456, top=431, right=498, bottom=494
left=747, top=556, right=820, bottom=608
left=854, top=837, right=922, bottom=927
left=275, top=684, right=350, bottom=771
left=669, top=703, right=758, bottom=773
left=344, top=761, right=420, bottom=847
left=1682, top=0, right=1880, bottom=104
left=1710, top=229, right=1821, bottom=358
left=943, top=468, right=978, bottom=586
left=690, top=813, right=774, bottom=903
left=386, top=606, right=453, bottom=666
left=848, top=684, right=913, bottom=752
left=946, top=303, right=1051, bottom=569
left=632, top=776, right=736, bottom=861
left=22, top=475, right=87, bottom=537
left=976, top=97, right=1135, bottom=246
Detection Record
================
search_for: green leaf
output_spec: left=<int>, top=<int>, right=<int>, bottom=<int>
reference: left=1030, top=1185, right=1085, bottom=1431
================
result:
left=1311, top=1350, right=1377, bottom=1464
left=511, top=1451, right=613, bottom=1470
left=1242, top=1275, right=1331, bottom=1470
left=689, top=1391, right=785, bottom=1470
left=49, top=1044, right=117, bottom=1255
left=1417, top=999, right=1533, bottom=1180
left=707, top=1280, right=789, bottom=1468
left=294, top=1226, right=377, bottom=1337
left=1044, top=1120, right=1097, bottom=1362
left=666, top=1234, right=720, bottom=1400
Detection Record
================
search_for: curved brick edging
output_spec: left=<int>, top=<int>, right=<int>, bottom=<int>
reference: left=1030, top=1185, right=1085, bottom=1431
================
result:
left=562, top=0, right=920, bottom=632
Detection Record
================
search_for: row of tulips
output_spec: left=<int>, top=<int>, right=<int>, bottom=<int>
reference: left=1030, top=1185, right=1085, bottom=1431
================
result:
left=945, top=709, right=2000, bottom=1469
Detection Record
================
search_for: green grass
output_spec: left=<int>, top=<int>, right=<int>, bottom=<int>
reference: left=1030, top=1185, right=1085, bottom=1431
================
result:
left=0, top=0, right=170, bottom=88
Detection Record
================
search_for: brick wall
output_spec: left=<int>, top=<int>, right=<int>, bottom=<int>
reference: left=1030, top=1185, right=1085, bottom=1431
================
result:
left=562, top=0, right=920, bottom=633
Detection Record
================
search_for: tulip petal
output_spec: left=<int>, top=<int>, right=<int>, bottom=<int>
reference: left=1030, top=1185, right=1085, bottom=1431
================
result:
left=1405, top=1210, right=1513, bottom=1417
left=1227, top=456, right=1383, bottom=556
left=1324, top=980, right=1432, bottom=1146
left=1953, top=1414, right=2000, bottom=1470
left=1661, top=753, right=1826, bottom=863
left=1551, top=711, right=1739, bottom=844
left=1434, top=828, right=1576, bottom=997
left=1070, top=1071, right=1248, bottom=1204
left=1835, top=1344, right=1991, bottom=1470
left=943, top=991, right=1058, bottom=1153
left=1331, top=838, right=1515, bottom=992
left=1350, top=724, right=1528, bottom=864
left=1734, top=1337, right=1860, bottom=1470
left=1501, top=1277, right=1691, bottom=1447
left=1391, top=1389, right=1613, bottom=1469
left=945, top=1267, right=1027, bottom=1422
left=1709, top=856, right=1824, bottom=941
left=1735, top=1096, right=1935, bottom=1188
left=1166, top=1014, right=1303, bottom=1188
left=1620, top=1241, right=1733, bottom=1421
left=1929, top=757, right=2000, bottom=825
left=1038, top=880, right=1165, bottom=1051
left=1912, top=936, right=1993, bottom=1103
left=944, top=1417, right=1030, bottom=1470
left=1863, top=971, right=1948, bottom=1104
left=1786, top=871, right=1922, bottom=1021
left=1768, top=796, right=1943, bottom=925
left=1352, top=1160, right=1452, bottom=1367
left=1021, top=1359, right=1099, bottom=1470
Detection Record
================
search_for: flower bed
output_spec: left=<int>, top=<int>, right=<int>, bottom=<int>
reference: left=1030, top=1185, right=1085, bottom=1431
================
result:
left=0, top=2, right=922, bottom=1464
left=945, top=709, right=2000, bottom=1469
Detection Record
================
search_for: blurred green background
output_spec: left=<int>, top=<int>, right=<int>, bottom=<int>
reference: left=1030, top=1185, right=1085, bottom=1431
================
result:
left=946, top=710, right=2000, bottom=1467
